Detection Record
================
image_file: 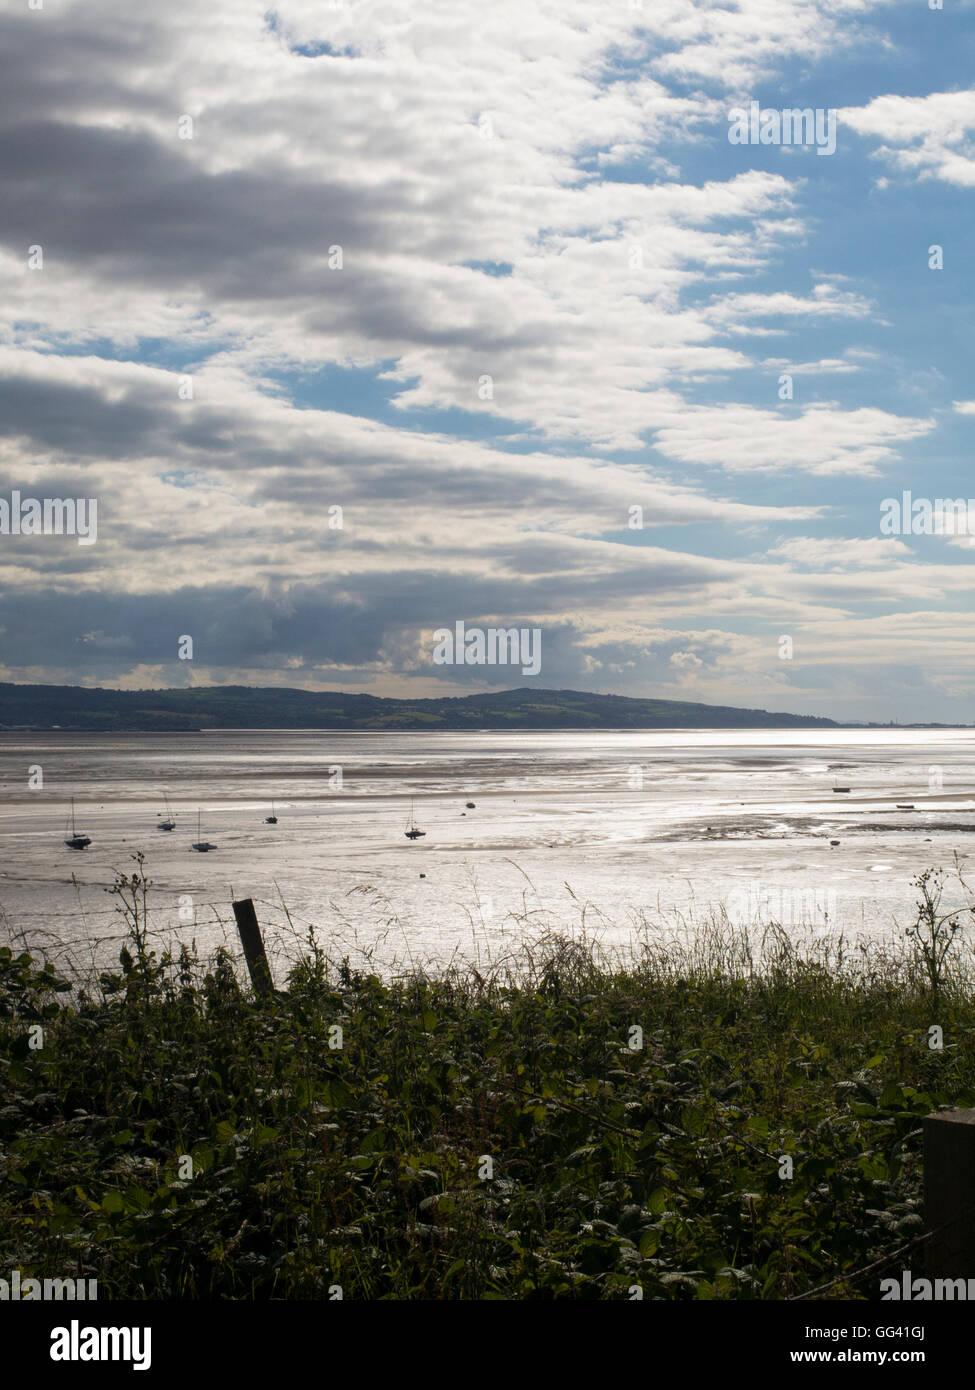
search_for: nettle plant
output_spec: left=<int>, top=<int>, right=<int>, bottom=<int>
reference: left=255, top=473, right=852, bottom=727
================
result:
left=104, top=852, right=165, bottom=998
left=903, top=865, right=974, bottom=999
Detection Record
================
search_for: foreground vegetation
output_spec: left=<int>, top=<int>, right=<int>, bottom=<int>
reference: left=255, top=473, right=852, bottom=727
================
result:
left=1, top=865, right=974, bottom=1300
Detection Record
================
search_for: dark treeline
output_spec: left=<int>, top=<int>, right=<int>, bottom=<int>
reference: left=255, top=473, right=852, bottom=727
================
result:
left=0, top=682, right=838, bottom=732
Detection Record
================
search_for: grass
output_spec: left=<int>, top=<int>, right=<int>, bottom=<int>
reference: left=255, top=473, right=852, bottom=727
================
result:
left=1, top=863, right=974, bottom=1300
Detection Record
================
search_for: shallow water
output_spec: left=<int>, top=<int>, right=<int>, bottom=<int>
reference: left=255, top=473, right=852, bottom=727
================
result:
left=1, top=727, right=973, bottom=978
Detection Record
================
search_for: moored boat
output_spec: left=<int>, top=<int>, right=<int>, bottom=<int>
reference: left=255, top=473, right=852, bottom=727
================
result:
left=191, top=809, right=217, bottom=852
left=64, top=797, right=91, bottom=850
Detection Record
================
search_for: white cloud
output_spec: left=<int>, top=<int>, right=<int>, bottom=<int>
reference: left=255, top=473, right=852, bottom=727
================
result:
left=842, top=89, right=975, bottom=186
left=649, top=402, right=934, bottom=476
left=767, top=536, right=914, bottom=568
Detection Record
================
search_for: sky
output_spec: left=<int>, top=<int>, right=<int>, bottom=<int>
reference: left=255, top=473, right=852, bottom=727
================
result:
left=1, top=0, right=974, bottom=722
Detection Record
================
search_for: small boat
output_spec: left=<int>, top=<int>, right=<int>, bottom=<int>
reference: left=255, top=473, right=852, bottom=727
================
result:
left=832, top=787, right=851, bottom=794
left=465, top=801, right=476, bottom=809
left=896, top=803, right=915, bottom=810
left=157, top=794, right=177, bottom=831
left=64, top=797, right=91, bottom=850
left=191, top=809, right=217, bottom=853
left=830, top=839, right=840, bottom=847
left=265, top=801, right=278, bottom=824
left=404, top=800, right=426, bottom=840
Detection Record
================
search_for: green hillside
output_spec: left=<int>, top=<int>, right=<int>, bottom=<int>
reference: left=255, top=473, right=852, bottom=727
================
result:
left=0, top=682, right=838, bottom=731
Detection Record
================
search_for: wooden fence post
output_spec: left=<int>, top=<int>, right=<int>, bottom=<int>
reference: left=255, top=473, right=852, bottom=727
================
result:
left=924, top=1108, right=975, bottom=1278
left=232, top=897, right=274, bottom=997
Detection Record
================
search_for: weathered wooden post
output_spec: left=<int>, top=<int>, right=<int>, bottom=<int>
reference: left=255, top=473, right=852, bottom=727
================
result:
left=232, top=897, right=274, bottom=997
left=924, top=1108, right=975, bottom=1278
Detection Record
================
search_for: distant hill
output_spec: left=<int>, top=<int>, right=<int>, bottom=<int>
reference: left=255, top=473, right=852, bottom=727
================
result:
left=0, top=682, right=838, bottom=731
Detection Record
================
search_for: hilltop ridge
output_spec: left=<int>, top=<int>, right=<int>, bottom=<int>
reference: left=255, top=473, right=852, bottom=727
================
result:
left=0, top=682, right=838, bottom=731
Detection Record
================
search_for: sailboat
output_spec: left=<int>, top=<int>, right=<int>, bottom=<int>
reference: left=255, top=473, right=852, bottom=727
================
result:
left=157, top=794, right=177, bottom=831
left=64, top=797, right=91, bottom=850
left=404, top=799, right=426, bottom=840
left=265, top=801, right=278, bottom=824
left=191, top=809, right=217, bottom=853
